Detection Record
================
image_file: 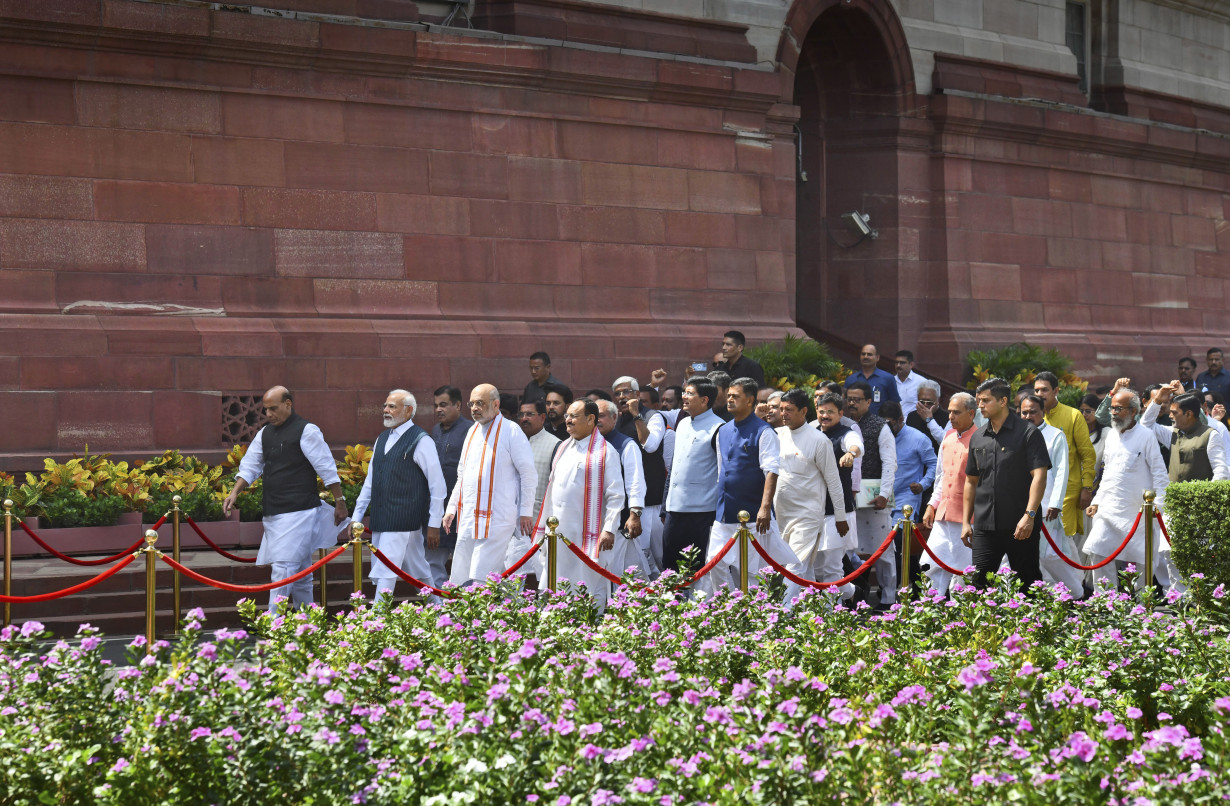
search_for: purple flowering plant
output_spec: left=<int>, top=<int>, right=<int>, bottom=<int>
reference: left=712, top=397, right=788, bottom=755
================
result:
left=0, top=572, right=1227, bottom=804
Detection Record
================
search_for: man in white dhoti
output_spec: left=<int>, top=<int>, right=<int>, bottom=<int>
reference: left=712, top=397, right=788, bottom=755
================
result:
left=351, top=390, right=447, bottom=603
left=596, top=400, right=657, bottom=582
left=505, top=399, right=560, bottom=576
left=921, top=392, right=978, bottom=596
left=223, top=386, right=349, bottom=611
left=442, top=384, right=536, bottom=586
left=1020, top=395, right=1086, bottom=596
left=1084, top=389, right=1168, bottom=591
left=774, top=389, right=855, bottom=602
left=533, top=399, right=625, bottom=609
left=701, top=378, right=803, bottom=594
left=846, top=381, right=898, bottom=606
left=613, top=376, right=668, bottom=572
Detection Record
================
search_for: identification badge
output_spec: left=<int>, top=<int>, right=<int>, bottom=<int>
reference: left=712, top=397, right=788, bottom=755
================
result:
left=873, top=387, right=881, bottom=403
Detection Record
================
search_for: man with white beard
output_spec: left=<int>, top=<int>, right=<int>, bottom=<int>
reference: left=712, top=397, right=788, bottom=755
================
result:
left=533, top=399, right=625, bottom=608
left=1084, top=388, right=1168, bottom=591
left=596, top=399, right=657, bottom=581
left=352, top=390, right=447, bottom=602
left=921, top=392, right=978, bottom=596
left=1019, top=394, right=1086, bottom=596
left=443, top=384, right=537, bottom=586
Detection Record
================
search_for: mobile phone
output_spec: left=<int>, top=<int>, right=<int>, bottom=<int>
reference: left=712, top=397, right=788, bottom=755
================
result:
left=690, top=361, right=708, bottom=372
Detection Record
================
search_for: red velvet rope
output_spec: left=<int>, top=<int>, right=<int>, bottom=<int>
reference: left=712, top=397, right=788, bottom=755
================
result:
left=183, top=515, right=257, bottom=563
left=1042, top=511, right=1142, bottom=571
left=499, top=539, right=542, bottom=579
left=671, top=535, right=738, bottom=591
left=1155, top=512, right=1171, bottom=545
left=370, top=546, right=456, bottom=598
left=750, top=528, right=899, bottom=589
left=914, top=529, right=966, bottom=576
left=158, top=543, right=348, bottom=592
left=17, top=515, right=164, bottom=566
left=561, top=538, right=625, bottom=585
left=0, top=553, right=136, bottom=602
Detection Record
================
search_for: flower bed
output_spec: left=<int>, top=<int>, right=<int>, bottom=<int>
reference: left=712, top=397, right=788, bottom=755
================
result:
left=1, top=575, right=1228, bottom=805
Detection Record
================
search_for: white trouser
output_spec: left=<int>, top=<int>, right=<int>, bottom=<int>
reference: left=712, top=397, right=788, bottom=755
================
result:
left=1039, top=520, right=1086, bottom=596
left=369, top=529, right=435, bottom=602
left=269, top=560, right=314, bottom=612
left=642, top=505, right=664, bottom=574
left=856, top=508, right=896, bottom=604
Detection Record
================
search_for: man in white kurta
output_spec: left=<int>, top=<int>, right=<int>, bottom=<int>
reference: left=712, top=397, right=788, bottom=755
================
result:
left=505, top=400, right=561, bottom=573
left=533, top=400, right=625, bottom=609
left=774, top=389, right=852, bottom=602
left=1021, top=396, right=1085, bottom=595
left=352, top=390, right=447, bottom=602
left=443, top=384, right=537, bottom=586
left=224, top=386, right=350, bottom=611
left=596, top=400, right=657, bottom=582
left=1084, top=390, right=1169, bottom=591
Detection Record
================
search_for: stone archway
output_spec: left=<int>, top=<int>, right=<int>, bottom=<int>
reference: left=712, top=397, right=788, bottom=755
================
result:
left=779, top=0, right=921, bottom=351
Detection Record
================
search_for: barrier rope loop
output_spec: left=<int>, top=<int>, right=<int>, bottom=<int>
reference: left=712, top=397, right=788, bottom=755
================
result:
left=499, top=539, right=543, bottom=580
left=0, top=553, right=137, bottom=603
left=370, top=546, right=457, bottom=598
left=750, top=527, right=899, bottom=590
left=1155, top=512, right=1171, bottom=545
left=17, top=515, right=166, bottom=567
left=913, top=529, right=966, bottom=576
left=561, top=537, right=625, bottom=586
left=183, top=515, right=257, bottom=564
left=158, top=543, right=348, bottom=593
left=1041, top=510, right=1142, bottom=571
left=671, top=535, right=739, bottom=591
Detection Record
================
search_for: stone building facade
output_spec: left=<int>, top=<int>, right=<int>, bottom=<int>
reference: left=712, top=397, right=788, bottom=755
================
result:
left=0, top=0, right=1226, bottom=464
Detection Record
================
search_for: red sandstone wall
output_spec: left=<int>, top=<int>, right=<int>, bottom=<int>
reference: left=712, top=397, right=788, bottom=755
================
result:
left=0, top=0, right=798, bottom=466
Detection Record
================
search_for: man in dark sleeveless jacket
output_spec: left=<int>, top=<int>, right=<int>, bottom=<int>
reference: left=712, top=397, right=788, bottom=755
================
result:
left=613, top=375, right=667, bottom=572
left=846, top=380, right=899, bottom=606
left=352, top=390, right=447, bottom=602
left=224, top=386, right=348, bottom=611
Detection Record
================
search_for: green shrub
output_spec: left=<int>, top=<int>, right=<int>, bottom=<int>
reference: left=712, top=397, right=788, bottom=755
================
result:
left=36, top=487, right=127, bottom=528
left=234, top=481, right=264, bottom=522
left=744, top=335, right=847, bottom=391
left=965, top=342, right=1086, bottom=395
left=142, top=487, right=225, bottom=524
left=1163, top=480, right=1230, bottom=597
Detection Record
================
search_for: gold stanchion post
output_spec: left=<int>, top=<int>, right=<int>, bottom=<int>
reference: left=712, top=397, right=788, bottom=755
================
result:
left=143, top=528, right=158, bottom=653
left=318, top=549, right=328, bottom=611
left=350, top=521, right=365, bottom=596
left=1142, top=490, right=1156, bottom=592
left=3, top=499, right=12, bottom=628
left=546, top=517, right=559, bottom=591
left=900, top=505, right=914, bottom=602
left=171, top=495, right=181, bottom=628
left=737, top=510, right=751, bottom=594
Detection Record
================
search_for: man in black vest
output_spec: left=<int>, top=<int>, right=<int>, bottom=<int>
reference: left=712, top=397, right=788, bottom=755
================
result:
left=431, top=385, right=471, bottom=588
left=613, top=375, right=667, bottom=572
left=224, top=386, right=348, bottom=611
left=846, top=380, right=899, bottom=606
left=353, top=390, right=447, bottom=603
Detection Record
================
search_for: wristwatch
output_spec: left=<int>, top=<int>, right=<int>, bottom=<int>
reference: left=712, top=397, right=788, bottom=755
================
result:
left=630, top=507, right=643, bottom=516
left=633, top=413, right=645, bottom=422
left=1026, top=509, right=1037, bottom=518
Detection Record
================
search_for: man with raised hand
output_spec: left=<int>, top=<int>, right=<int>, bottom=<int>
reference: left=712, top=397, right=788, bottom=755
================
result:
left=775, top=389, right=854, bottom=603
left=443, top=384, right=536, bottom=587
left=1020, top=394, right=1086, bottom=597
left=613, top=375, right=667, bottom=572
left=533, top=399, right=625, bottom=609
left=1084, top=387, right=1169, bottom=592
left=224, top=386, right=349, bottom=611
left=596, top=399, right=656, bottom=581
left=352, top=390, right=446, bottom=603
left=962, top=378, right=1051, bottom=591
left=921, top=392, right=978, bottom=596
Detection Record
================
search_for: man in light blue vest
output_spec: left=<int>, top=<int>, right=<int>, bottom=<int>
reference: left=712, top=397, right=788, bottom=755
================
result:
left=661, top=377, right=723, bottom=579
left=352, top=389, right=447, bottom=603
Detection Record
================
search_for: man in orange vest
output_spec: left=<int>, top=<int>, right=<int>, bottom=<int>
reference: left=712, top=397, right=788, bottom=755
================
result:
left=920, top=392, right=978, bottom=596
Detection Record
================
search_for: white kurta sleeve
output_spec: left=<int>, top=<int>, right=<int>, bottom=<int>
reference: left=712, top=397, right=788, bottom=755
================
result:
left=641, top=410, right=665, bottom=452
left=1210, top=430, right=1229, bottom=481
left=928, top=440, right=946, bottom=511
left=414, top=436, right=448, bottom=528
left=926, top=418, right=946, bottom=445
left=877, top=425, right=896, bottom=494
left=301, top=424, right=341, bottom=487
left=620, top=440, right=646, bottom=509
left=445, top=424, right=476, bottom=518
left=507, top=425, right=538, bottom=518
left=1139, top=401, right=1174, bottom=448
left=602, top=445, right=626, bottom=535
left=758, top=428, right=781, bottom=475
left=351, top=466, right=375, bottom=524
left=813, top=431, right=846, bottom=522
left=1145, top=436, right=1169, bottom=511
left=1048, top=433, right=1069, bottom=512
left=235, top=429, right=266, bottom=486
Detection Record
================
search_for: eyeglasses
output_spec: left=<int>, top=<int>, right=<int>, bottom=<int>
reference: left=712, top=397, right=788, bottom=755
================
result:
left=1109, top=406, right=1129, bottom=412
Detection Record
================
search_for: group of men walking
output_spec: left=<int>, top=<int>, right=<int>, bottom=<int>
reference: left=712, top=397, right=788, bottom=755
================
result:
left=223, top=342, right=1223, bottom=611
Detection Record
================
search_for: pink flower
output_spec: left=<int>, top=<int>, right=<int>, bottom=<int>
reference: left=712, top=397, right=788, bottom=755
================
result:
left=627, top=778, right=656, bottom=794
left=591, top=789, right=622, bottom=805
left=1066, top=731, right=1098, bottom=762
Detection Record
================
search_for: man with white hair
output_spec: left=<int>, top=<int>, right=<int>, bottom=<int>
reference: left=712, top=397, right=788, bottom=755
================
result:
left=908, top=379, right=948, bottom=448
left=352, top=390, right=447, bottom=602
left=443, top=384, right=537, bottom=586
left=596, top=399, right=656, bottom=580
left=612, top=375, right=667, bottom=571
left=223, top=386, right=349, bottom=611
left=1084, top=387, right=1168, bottom=591
left=921, top=392, right=977, bottom=596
